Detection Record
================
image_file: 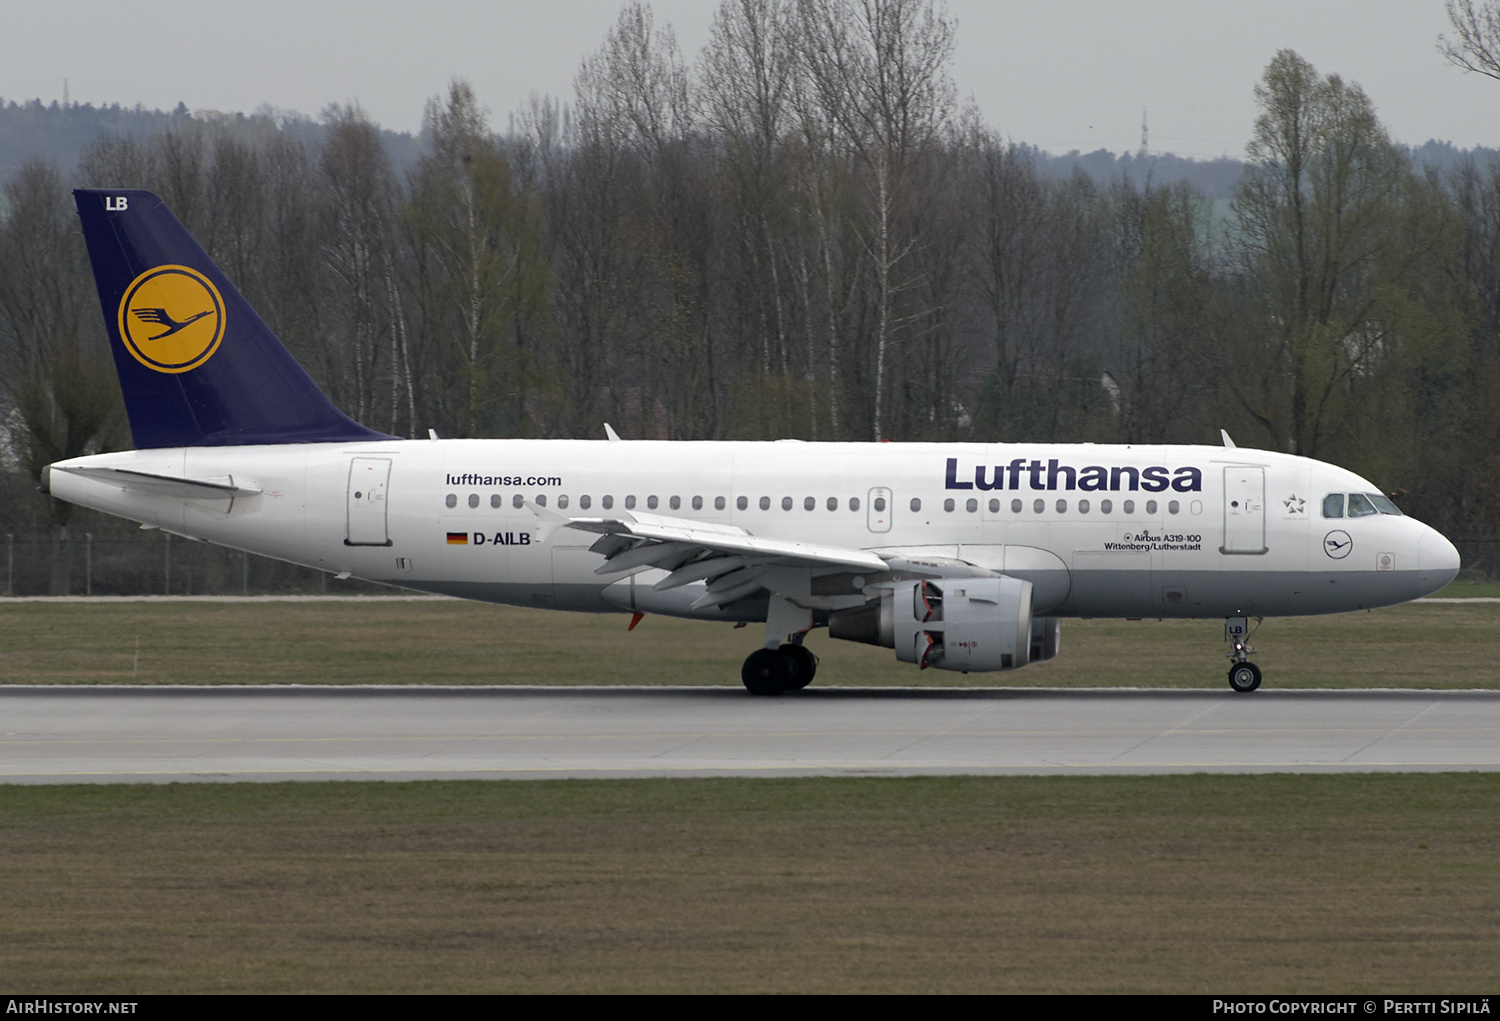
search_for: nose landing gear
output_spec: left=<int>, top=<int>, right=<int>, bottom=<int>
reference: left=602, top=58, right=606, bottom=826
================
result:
left=1225, top=616, right=1262, bottom=692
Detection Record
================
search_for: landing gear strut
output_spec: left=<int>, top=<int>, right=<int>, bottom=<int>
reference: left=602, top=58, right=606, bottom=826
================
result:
left=1225, top=616, right=1262, bottom=693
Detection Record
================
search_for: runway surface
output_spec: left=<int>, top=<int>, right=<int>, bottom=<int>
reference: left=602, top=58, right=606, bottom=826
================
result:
left=2, top=686, right=1498, bottom=783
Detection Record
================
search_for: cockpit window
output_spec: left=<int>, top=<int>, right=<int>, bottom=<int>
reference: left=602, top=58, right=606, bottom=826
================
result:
left=1367, top=493, right=1403, bottom=516
left=1322, top=494, right=1344, bottom=518
left=1346, top=493, right=1378, bottom=517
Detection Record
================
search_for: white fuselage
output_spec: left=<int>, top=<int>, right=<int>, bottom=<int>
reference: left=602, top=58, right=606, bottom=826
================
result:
left=47, top=439, right=1459, bottom=623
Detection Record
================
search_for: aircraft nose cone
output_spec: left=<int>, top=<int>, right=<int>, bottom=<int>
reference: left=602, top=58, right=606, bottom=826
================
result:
left=1417, top=528, right=1460, bottom=597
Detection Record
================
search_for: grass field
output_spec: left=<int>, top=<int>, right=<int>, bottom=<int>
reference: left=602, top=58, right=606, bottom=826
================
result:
left=4, top=597, right=1496, bottom=993
left=1, top=774, right=1496, bottom=994
left=1433, top=580, right=1500, bottom=598
left=0, top=596, right=1495, bottom=688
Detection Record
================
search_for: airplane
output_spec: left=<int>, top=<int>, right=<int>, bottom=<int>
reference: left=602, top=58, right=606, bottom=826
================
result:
left=40, top=189, right=1462, bottom=695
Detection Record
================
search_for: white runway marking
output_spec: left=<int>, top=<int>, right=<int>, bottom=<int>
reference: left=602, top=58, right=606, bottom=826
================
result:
left=2, top=686, right=1498, bottom=783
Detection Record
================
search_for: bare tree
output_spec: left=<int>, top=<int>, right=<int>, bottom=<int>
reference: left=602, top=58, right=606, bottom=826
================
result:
left=408, top=81, right=552, bottom=437
left=793, top=0, right=958, bottom=439
left=572, top=4, right=715, bottom=439
left=965, top=134, right=1112, bottom=442
left=1440, top=0, right=1500, bottom=81
left=320, top=104, right=398, bottom=424
left=702, top=0, right=831, bottom=437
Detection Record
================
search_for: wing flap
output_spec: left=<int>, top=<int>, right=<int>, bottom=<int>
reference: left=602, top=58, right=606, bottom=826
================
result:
left=565, top=511, right=886, bottom=572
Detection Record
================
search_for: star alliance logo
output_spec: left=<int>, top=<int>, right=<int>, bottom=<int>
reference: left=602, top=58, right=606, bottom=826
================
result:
left=1284, top=494, right=1305, bottom=513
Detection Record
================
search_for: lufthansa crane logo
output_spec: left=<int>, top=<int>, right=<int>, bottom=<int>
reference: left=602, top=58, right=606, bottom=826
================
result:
left=1323, top=529, right=1353, bottom=559
left=116, top=265, right=225, bottom=373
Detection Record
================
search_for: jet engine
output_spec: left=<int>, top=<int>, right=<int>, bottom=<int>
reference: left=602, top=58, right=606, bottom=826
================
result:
left=829, top=576, right=1034, bottom=672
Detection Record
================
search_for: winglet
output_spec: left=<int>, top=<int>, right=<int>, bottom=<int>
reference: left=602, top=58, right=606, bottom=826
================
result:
left=604, top=423, right=622, bottom=442
left=1220, top=429, right=1237, bottom=448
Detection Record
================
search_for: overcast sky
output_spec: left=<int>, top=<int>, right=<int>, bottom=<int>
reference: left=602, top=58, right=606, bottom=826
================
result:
left=4, top=1, right=1495, bottom=158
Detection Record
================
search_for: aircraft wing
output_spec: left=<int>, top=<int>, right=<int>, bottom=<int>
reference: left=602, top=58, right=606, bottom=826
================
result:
left=558, top=508, right=887, bottom=608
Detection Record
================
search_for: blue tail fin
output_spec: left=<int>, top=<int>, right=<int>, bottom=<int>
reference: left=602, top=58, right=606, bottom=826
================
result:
left=74, top=189, right=391, bottom=448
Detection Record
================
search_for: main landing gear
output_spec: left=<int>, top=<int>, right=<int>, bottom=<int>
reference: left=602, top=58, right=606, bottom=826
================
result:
left=1225, top=615, right=1263, bottom=693
left=741, top=595, right=818, bottom=695
left=741, top=642, right=818, bottom=696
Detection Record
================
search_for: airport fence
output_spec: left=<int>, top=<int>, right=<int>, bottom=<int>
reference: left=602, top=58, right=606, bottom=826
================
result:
left=0, top=528, right=390, bottom=597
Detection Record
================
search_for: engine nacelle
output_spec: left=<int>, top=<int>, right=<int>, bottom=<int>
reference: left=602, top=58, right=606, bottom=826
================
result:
left=1030, top=616, right=1061, bottom=662
left=829, top=576, right=1034, bottom=672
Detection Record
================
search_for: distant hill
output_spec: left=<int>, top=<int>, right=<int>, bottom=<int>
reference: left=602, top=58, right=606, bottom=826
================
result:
left=1028, top=140, right=1499, bottom=200
left=2, top=96, right=1491, bottom=206
left=0, top=98, right=422, bottom=184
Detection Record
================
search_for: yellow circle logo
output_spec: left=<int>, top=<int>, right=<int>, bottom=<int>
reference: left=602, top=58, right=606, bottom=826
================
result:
left=117, top=265, right=226, bottom=373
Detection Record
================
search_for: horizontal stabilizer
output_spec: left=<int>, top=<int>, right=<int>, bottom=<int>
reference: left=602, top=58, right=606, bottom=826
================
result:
left=55, top=466, right=261, bottom=500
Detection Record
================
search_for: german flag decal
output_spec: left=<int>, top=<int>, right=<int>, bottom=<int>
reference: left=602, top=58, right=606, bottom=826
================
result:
left=446, top=532, right=468, bottom=545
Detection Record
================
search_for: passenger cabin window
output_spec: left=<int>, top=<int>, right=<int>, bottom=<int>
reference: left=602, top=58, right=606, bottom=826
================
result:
left=625, top=495, right=637, bottom=509
left=669, top=496, right=680, bottom=510
left=1101, top=499, right=1113, bottom=514
left=737, top=496, right=748, bottom=511
left=647, top=496, right=659, bottom=510
left=445, top=494, right=457, bottom=508
left=513, top=494, right=524, bottom=509
left=1323, top=494, right=1345, bottom=518
left=910, top=498, right=922, bottom=512
left=827, top=497, right=838, bottom=511
left=602, top=495, right=614, bottom=510
left=468, top=494, right=480, bottom=508
left=490, top=494, right=502, bottom=509
left=714, top=496, right=724, bottom=511
left=873, top=497, right=886, bottom=512
left=850, top=497, right=861, bottom=511
left=558, top=495, right=569, bottom=510
left=760, top=496, right=771, bottom=511
left=580, top=495, right=591, bottom=510
left=692, top=496, right=702, bottom=510
left=782, top=497, right=794, bottom=511
left=943, top=498, right=955, bottom=512
left=804, top=497, right=815, bottom=511
left=966, top=498, right=978, bottom=513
